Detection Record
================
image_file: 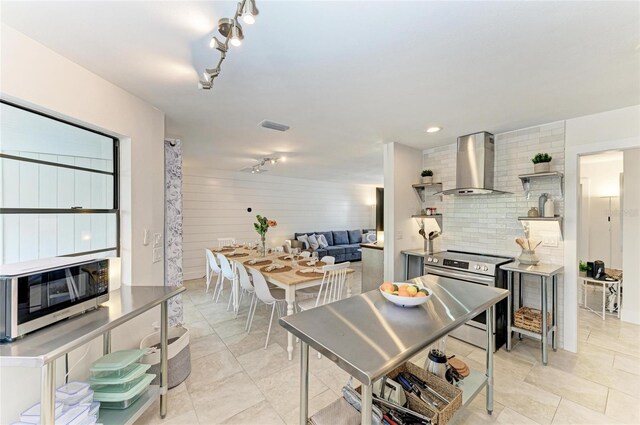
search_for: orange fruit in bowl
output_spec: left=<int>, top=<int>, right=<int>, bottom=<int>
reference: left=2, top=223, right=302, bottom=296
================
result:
left=380, top=282, right=394, bottom=292
left=415, top=292, right=427, bottom=298
left=397, top=288, right=410, bottom=297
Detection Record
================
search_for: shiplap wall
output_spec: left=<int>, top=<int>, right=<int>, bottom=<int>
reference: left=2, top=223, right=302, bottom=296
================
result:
left=423, top=121, right=566, bottom=346
left=183, top=167, right=377, bottom=280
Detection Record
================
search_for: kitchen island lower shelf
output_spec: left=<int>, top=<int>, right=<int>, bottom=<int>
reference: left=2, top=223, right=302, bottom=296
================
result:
left=280, top=274, right=508, bottom=425
left=99, top=385, right=159, bottom=425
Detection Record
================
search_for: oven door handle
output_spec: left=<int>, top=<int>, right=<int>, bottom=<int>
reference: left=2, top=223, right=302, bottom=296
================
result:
left=424, top=266, right=494, bottom=285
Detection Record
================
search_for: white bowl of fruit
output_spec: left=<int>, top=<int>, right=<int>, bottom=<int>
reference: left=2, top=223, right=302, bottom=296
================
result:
left=379, top=282, right=432, bottom=307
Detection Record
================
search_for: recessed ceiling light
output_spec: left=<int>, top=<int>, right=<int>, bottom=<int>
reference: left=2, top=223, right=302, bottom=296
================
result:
left=426, top=127, right=441, bottom=133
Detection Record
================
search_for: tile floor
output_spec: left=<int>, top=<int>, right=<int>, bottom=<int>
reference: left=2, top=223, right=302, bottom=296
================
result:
left=135, top=265, right=640, bottom=425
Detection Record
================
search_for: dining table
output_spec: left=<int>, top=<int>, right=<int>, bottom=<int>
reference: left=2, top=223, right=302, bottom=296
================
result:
left=208, top=246, right=356, bottom=360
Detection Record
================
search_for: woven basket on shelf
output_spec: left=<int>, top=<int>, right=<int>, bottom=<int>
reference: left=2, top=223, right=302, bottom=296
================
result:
left=514, top=307, right=552, bottom=334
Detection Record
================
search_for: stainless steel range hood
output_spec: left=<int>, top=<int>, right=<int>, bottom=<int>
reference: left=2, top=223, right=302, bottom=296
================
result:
left=438, top=131, right=510, bottom=196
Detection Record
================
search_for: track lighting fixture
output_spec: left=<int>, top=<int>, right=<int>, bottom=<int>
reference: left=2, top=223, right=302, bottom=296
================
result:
left=240, top=155, right=287, bottom=174
left=209, top=36, right=227, bottom=53
left=241, top=0, right=259, bottom=25
left=199, top=0, right=258, bottom=90
left=229, top=21, right=242, bottom=47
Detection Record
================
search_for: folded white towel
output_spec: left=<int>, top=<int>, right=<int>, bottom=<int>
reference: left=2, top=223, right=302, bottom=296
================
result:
left=284, top=255, right=294, bottom=260
left=301, top=268, right=314, bottom=273
left=265, top=264, right=285, bottom=272
left=248, top=259, right=257, bottom=264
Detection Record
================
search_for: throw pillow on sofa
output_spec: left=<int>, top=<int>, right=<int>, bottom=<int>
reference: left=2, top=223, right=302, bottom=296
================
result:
left=332, top=230, right=349, bottom=246
left=308, top=234, right=320, bottom=250
left=348, top=230, right=362, bottom=244
left=296, top=234, right=310, bottom=249
left=317, top=234, right=329, bottom=248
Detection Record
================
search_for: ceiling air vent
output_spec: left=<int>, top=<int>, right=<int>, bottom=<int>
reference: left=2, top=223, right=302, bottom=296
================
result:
left=259, top=120, right=290, bottom=132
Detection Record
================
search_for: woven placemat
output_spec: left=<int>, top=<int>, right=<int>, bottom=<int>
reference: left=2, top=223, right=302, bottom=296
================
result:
left=226, top=252, right=249, bottom=258
left=296, top=270, right=324, bottom=278
left=210, top=247, right=233, bottom=253
left=260, top=265, right=292, bottom=273
left=300, top=261, right=326, bottom=268
left=244, top=259, right=272, bottom=266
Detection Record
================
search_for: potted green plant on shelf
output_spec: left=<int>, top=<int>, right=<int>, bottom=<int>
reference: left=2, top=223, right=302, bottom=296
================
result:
left=421, top=169, right=434, bottom=184
left=579, top=260, right=588, bottom=276
left=532, top=153, right=552, bottom=173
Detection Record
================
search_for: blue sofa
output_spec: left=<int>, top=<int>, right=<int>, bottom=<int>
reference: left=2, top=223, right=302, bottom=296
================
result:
left=293, top=229, right=375, bottom=263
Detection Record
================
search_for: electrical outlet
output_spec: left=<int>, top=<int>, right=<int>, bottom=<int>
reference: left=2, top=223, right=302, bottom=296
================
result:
left=541, top=232, right=559, bottom=247
left=153, top=233, right=162, bottom=248
left=153, top=247, right=163, bottom=263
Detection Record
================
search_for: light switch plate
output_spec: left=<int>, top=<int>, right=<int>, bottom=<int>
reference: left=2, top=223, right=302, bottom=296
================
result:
left=153, top=233, right=162, bottom=248
left=153, top=247, right=163, bottom=263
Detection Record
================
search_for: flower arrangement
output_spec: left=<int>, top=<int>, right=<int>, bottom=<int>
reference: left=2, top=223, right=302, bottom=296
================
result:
left=254, top=215, right=277, bottom=256
left=531, top=153, right=552, bottom=173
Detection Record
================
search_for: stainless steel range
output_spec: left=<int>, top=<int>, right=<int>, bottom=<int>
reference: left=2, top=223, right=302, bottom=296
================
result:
left=424, top=250, right=514, bottom=350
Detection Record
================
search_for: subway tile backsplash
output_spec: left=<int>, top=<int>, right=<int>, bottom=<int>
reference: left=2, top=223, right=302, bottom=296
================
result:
left=423, top=122, right=566, bottom=346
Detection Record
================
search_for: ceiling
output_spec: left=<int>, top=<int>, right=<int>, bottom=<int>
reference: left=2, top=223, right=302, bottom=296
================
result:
left=2, top=1, right=639, bottom=185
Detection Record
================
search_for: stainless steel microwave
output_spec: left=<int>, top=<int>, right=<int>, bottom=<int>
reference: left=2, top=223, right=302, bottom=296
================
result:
left=0, top=257, right=109, bottom=342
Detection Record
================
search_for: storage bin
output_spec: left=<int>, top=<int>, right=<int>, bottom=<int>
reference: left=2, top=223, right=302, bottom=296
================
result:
left=89, top=363, right=150, bottom=385
left=63, top=390, right=93, bottom=410
left=90, top=350, right=146, bottom=379
left=93, top=373, right=155, bottom=409
left=79, top=402, right=100, bottom=418
left=20, top=401, right=64, bottom=423
left=140, top=325, right=190, bottom=389
left=55, top=405, right=89, bottom=425
left=56, top=382, right=90, bottom=405
left=514, top=307, right=552, bottom=334
left=91, top=374, right=147, bottom=394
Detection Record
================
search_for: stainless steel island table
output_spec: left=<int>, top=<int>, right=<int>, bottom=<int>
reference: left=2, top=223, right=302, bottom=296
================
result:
left=279, top=274, right=509, bottom=425
left=0, top=285, right=185, bottom=425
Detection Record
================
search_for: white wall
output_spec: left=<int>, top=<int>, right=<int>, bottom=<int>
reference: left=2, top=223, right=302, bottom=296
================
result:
left=182, top=167, right=376, bottom=280
left=565, top=105, right=640, bottom=346
left=422, top=122, right=566, bottom=346
left=622, top=149, right=640, bottom=323
left=383, top=142, right=423, bottom=281
left=0, top=24, right=165, bottom=422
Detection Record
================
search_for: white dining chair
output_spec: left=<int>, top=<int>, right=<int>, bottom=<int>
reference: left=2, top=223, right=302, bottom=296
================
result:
left=205, top=249, right=222, bottom=294
left=273, top=246, right=284, bottom=253
left=215, top=254, right=236, bottom=307
left=320, top=256, right=335, bottom=265
left=218, top=237, right=236, bottom=248
left=248, top=268, right=286, bottom=349
left=298, top=262, right=350, bottom=311
left=233, top=261, right=256, bottom=328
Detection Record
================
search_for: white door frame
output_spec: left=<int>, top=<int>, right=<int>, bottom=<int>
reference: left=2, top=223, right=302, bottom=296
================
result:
left=564, top=136, right=639, bottom=352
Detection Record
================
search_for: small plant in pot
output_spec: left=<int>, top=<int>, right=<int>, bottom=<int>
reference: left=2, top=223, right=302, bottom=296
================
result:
left=421, top=169, right=434, bottom=184
left=532, top=153, right=552, bottom=173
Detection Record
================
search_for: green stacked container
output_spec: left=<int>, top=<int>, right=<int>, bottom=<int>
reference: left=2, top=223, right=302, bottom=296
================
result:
left=90, top=349, right=156, bottom=410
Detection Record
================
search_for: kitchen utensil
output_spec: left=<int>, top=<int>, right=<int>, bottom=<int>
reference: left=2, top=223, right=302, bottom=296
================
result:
left=371, top=394, right=432, bottom=423
left=425, top=336, right=447, bottom=379
left=515, top=238, right=526, bottom=249
left=397, top=374, right=438, bottom=409
left=373, top=376, right=406, bottom=407
left=533, top=241, right=542, bottom=250
left=406, top=373, right=449, bottom=405
left=527, top=207, right=539, bottom=217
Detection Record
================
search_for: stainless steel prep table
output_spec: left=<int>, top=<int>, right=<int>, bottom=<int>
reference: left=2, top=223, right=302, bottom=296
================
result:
left=500, top=261, right=563, bottom=365
left=401, top=249, right=428, bottom=280
left=0, top=285, right=185, bottom=425
left=279, top=274, right=508, bottom=425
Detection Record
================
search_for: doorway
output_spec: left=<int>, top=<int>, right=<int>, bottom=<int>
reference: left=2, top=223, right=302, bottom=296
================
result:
left=578, top=151, right=623, bottom=322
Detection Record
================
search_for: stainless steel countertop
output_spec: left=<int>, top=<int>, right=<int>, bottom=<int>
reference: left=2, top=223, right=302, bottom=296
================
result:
left=401, top=249, right=428, bottom=257
left=500, top=261, right=564, bottom=277
left=360, top=243, right=384, bottom=251
left=0, top=285, right=185, bottom=367
left=279, top=275, right=508, bottom=385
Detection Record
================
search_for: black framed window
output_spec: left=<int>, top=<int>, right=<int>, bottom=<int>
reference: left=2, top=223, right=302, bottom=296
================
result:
left=0, top=100, right=119, bottom=264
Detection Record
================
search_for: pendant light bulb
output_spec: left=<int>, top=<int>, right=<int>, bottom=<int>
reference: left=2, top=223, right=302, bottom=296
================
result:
left=230, top=21, right=242, bottom=47
left=241, top=0, right=258, bottom=25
